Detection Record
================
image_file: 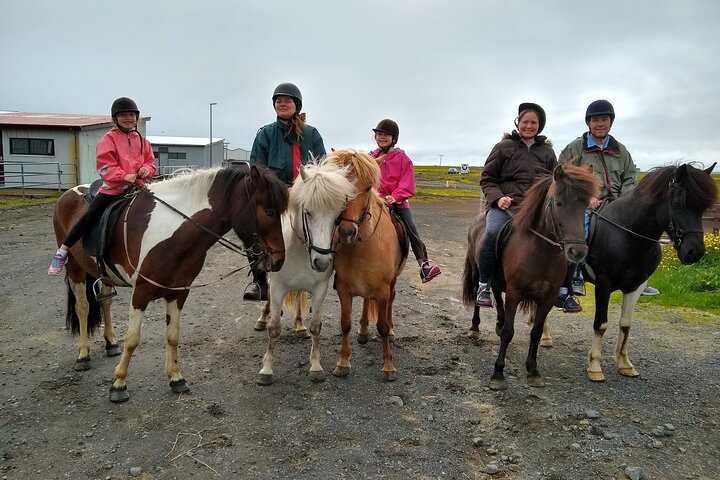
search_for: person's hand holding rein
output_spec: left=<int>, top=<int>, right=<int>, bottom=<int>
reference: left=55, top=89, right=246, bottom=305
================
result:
left=497, top=196, right=512, bottom=210
left=384, top=195, right=396, bottom=205
left=137, top=166, right=152, bottom=179
left=589, top=197, right=601, bottom=210
left=123, top=173, right=138, bottom=184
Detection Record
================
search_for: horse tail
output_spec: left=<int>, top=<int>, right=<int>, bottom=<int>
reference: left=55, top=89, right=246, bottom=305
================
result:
left=462, top=213, right=484, bottom=307
left=283, top=290, right=308, bottom=314
left=65, top=274, right=102, bottom=336
left=366, top=299, right=378, bottom=325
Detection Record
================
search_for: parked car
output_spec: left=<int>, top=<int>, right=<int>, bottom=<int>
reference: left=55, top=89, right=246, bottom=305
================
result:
left=447, top=167, right=459, bottom=174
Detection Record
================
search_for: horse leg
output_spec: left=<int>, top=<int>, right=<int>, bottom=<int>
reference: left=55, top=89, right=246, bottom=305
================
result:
left=68, top=278, right=93, bottom=370
left=387, top=283, right=396, bottom=343
left=376, top=295, right=397, bottom=382
left=332, top=289, right=353, bottom=377
left=490, top=294, right=517, bottom=391
left=164, top=299, right=189, bottom=395
left=258, top=285, right=285, bottom=385
left=254, top=299, right=270, bottom=331
left=307, top=284, right=329, bottom=383
left=587, top=287, right=612, bottom=382
left=494, top=289, right=505, bottom=337
left=540, top=317, right=554, bottom=348
left=292, top=291, right=310, bottom=338
left=614, top=287, right=642, bottom=378
left=99, top=284, right=121, bottom=357
left=526, top=302, right=553, bottom=387
left=109, top=306, right=145, bottom=403
left=358, top=299, right=370, bottom=344
left=469, top=305, right=481, bottom=336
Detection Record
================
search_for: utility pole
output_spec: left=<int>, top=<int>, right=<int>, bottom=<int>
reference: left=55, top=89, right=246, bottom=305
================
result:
left=209, top=102, right=217, bottom=165
left=439, top=154, right=443, bottom=166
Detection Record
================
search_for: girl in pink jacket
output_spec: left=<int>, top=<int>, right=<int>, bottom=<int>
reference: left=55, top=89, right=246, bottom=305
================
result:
left=48, top=97, right=156, bottom=275
left=369, top=119, right=441, bottom=283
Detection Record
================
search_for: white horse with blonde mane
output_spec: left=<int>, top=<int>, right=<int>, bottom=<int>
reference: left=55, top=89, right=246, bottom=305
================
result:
left=255, top=159, right=355, bottom=385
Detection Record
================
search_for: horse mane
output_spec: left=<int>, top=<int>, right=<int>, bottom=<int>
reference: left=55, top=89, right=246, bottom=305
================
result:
left=512, top=163, right=600, bottom=232
left=635, top=163, right=718, bottom=210
left=150, top=168, right=222, bottom=211
left=326, top=149, right=380, bottom=189
left=290, top=159, right=356, bottom=213
left=512, top=176, right=552, bottom=232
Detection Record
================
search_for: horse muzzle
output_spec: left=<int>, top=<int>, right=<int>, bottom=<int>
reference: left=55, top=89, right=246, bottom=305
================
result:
left=564, top=242, right=589, bottom=263
left=338, top=225, right=358, bottom=245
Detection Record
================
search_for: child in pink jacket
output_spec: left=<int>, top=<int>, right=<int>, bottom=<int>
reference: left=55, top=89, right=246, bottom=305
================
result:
left=48, top=97, right=156, bottom=275
left=369, top=119, right=441, bottom=283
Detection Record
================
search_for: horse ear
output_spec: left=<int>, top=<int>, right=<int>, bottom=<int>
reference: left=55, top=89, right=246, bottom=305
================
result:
left=553, top=163, right=565, bottom=181
left=704, top=162, right=717, bottom=175
left=299, top=164, right=308, bottom=181
left=676, top=164, right=688, bottom=182
left=374, top=154, right=385, bottom=166
left=249, top=164, right=263, bottom=186
left=331, top=147, right=336, bottom=152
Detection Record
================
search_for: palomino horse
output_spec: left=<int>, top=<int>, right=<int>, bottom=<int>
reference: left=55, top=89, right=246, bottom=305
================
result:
left=52, top=165, right=288, bottom=402
left=327, top=149, right=409, bottom=381
left=255, top=160, right=356, bottom=385
left=541, top=163, right=717, bottom=381
left=462, top=164, right=600, bottom=390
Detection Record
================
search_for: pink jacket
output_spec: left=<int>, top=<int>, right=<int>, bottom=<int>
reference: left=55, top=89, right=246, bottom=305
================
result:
left=370, top=147, right=416, bottom=209
left=97, top=128, right=156, bottom=195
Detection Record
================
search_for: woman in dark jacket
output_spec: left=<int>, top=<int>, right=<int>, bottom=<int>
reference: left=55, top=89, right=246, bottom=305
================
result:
left=476, top=102, right=557, bottom=307
left=245, top=82, right=326, bottom=300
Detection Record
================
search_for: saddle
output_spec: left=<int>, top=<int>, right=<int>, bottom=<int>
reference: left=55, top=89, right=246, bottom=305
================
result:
left=82, top=180, right=136, bottom=294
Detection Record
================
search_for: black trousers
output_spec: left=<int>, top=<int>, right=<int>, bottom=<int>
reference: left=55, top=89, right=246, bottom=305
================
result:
left=392, top=205, right=428, bottom=266
left=63, top=192, right=120, bottom=248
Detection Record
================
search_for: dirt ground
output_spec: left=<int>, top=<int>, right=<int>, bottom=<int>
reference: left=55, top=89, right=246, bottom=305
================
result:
left=1, top=199, right=719, bottom=480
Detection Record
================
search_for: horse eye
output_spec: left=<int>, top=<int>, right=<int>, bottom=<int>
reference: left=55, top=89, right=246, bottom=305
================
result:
left=265, top=208, right=275, bottom=217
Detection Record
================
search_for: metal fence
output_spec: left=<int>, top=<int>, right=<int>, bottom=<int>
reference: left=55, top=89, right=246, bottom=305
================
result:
left=0, top=160, right=77, bottom=198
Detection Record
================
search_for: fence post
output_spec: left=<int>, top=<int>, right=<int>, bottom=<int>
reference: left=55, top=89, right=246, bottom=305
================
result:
left=57, top=162, right=62, bottom=191
left=20, top=164, right=26, bottom=199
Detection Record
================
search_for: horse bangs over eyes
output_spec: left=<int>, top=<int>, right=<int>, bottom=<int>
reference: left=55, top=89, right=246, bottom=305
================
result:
left=325, top=149, right=381, bottom=244
left=633, top=162, right=718, bottom=263
left=211, top=165, right=289, bottom=271
left=512, top=163, right=600, bottom=263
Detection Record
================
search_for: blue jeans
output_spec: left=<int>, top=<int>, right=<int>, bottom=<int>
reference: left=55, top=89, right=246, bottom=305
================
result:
left=477, top=207, right=511, bottom=284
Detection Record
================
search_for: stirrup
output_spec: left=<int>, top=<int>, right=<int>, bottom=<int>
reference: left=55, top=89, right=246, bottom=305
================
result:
left=93, top=278, right=117, bottom=301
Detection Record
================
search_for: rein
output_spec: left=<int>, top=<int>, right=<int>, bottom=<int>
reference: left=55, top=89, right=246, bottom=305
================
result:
left=118, top=180, right=270, bottom=291
left=529, top=196, right=585, bottom=250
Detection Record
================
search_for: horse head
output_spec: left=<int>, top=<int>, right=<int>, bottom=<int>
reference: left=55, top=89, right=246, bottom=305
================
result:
left=290, top=160, right=355, bottom=272
left=665, top=162, right=718, bottom=264
left=239, top=165, right=289, bottom=272
left=326, top=150, right=380, bottom=245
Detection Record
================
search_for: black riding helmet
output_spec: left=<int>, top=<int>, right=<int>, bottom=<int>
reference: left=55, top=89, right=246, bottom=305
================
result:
left=585, top=99, right=615, bottom=122
left=111, top=97, right=140, bottom=117
left=272, top=82, right=302, bottom=112
left=517, top=102, right=546, bottom=135
left=372, top=119, right=400, bottom=143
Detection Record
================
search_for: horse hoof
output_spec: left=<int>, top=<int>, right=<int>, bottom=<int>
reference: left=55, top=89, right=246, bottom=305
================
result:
left=587, top=370, right=606, bottom=382
left=527, top=375, right=545, bottom=388
left=257, top=374, right=274, bottom=386
left=357, top=334, right=369, bottom=345
left=309, top=371, right=325, bottom=383
left=540, top=339, right=554, bottom=348
left=254, top=321, right=267, bottom=331
left=467, top=330, right=480, bottom=338
left=469, top=325, right=480, bottom=333
left=109, top=385, right=129, bottom=403
left=489, top=378, right=508, bottom=391
left=105, top=345, right=122, bottom=357
left=618, top=367, right=640, bottom=377
left=295, top=329, right=311, bottom=339
left=333, top=366, right=350, bottom=377
left=388, top=334, right=395, bottom=344
left=382, top=370, right=397, bottom=382
left=170, top=379, right=190, bottom=394
left=73, top=357, right=91, bottom=371
left=495, top=326, right=502, bottom=337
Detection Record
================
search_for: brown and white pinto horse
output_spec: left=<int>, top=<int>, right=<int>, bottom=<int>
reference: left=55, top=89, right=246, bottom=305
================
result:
left=327, top=150, right=409, bottom=381
left=52, top=165, right=288, bottom=402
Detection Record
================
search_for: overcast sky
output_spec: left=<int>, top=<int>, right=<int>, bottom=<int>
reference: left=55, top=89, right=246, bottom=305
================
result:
left=2, top=1, right=719, bottom=171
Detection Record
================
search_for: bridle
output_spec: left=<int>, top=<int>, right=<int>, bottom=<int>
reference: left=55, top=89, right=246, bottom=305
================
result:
left=529, top=194, right=587, bottom=250
left=118, top=174, right=282, bottom=291
left=337, top=186, right=383, bottom=242
left=591, top=179, right=703, bottom=251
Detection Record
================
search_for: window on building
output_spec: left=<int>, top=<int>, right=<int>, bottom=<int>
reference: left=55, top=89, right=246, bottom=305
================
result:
left=168, top=152, right=187, bottom=160
left=9, top=138, right=55, bottom=156
left=159, top=146, right=169, bottom=153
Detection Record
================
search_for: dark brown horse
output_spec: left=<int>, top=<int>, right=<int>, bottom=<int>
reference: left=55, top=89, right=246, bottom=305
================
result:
left=462, top=164, right=599, bottom=390
left=327, top=150, right=409, bottom=381
left=52, top=165, right=288, bottom=402
left=541, top=162, right=718, bottom=381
